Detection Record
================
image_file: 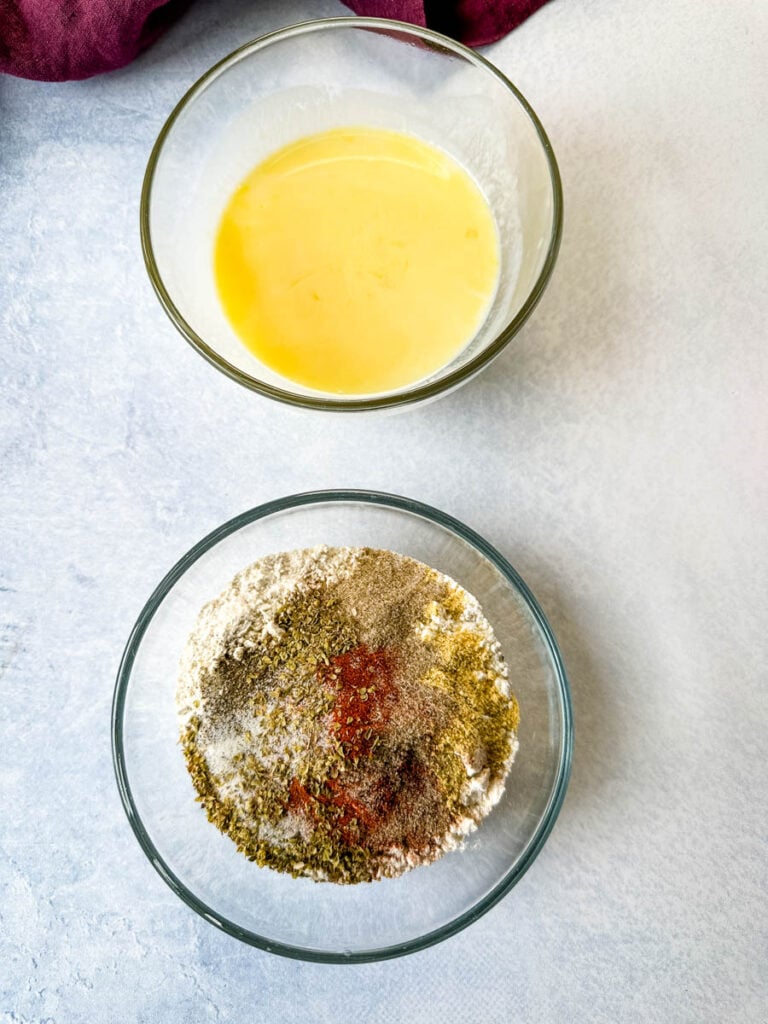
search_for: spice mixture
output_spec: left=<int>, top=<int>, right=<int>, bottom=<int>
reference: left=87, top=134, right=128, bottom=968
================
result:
left=177, top=547, right=519, bottom=884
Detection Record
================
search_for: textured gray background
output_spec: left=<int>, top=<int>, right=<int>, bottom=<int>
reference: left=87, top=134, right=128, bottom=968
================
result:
left=1, top=0, right=767, bottom=1021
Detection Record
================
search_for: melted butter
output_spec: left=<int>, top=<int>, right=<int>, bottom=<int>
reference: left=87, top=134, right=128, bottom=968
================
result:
left=214, top=127, right=499, bottom=394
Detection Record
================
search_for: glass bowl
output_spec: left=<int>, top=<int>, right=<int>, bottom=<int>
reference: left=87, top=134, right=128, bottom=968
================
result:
left=141, top=18, right=562, bottom=412
left=112, top=491, right=572, bottom=962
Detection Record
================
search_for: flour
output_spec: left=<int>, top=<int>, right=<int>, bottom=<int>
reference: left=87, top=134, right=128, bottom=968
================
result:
left=178, top=546, right=520, bottom=883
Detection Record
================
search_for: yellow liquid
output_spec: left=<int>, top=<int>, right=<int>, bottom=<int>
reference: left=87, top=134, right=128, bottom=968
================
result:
left=214, top=127, right=499, bottom=394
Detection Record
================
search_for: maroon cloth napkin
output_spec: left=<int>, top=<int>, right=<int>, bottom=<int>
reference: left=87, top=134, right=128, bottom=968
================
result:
left=344, top=1, right=549, bottom=47
left=0, top=0, right=192, bottom=80
left=0, top=0, right=549, bottom=82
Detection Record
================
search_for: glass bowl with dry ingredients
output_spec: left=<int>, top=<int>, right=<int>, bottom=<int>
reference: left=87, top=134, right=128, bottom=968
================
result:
left=112, top=491, right=572, bottom=962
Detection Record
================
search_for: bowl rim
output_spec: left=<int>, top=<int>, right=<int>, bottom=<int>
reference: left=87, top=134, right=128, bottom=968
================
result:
left=111, top=489, right=573, bottom=962
left=140, top=16, right=564, bottom=412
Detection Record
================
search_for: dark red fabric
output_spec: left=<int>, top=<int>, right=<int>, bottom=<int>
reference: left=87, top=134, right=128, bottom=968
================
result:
left=0, top=0, right=192, bottom=81
left=0, top=0, right=549, bottom=82
left=345, top=0, right=550, bottom=47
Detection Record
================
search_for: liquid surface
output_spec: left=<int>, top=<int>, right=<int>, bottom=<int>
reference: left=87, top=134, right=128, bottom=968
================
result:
left=214, top=127, right=499, bottom=395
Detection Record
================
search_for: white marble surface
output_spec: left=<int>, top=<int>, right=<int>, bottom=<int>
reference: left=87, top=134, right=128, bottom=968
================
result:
left=1, top=0, right=766, bottom=1020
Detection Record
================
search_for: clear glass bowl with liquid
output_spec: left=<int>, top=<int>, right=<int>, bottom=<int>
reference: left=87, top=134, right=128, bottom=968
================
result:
left=141, top=18, right=563, bottom=412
